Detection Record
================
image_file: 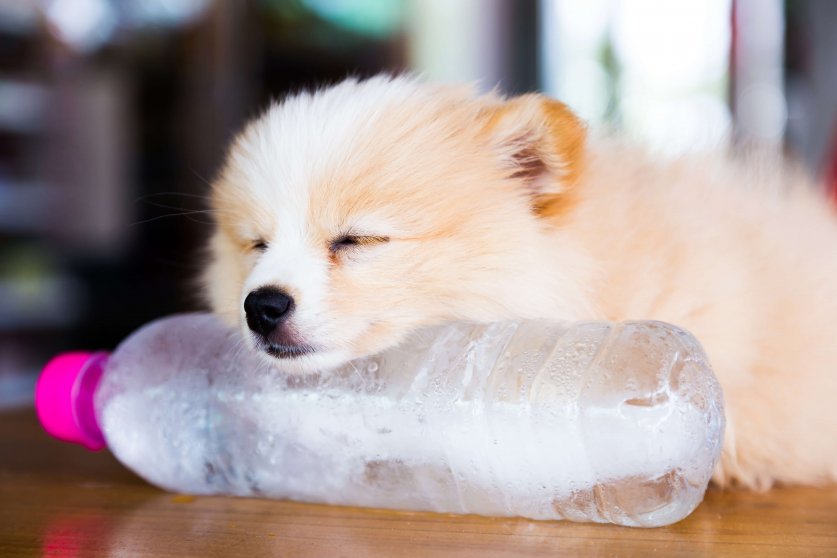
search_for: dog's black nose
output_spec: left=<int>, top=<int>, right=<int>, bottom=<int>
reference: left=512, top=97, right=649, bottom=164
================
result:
left=244, top=287, right=294, bottom=339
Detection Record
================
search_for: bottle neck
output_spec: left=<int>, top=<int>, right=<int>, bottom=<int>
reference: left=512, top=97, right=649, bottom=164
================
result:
left=72, top=352, right=109, bottom=451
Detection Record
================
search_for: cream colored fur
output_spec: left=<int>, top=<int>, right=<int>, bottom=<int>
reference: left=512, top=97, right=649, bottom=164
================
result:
left=205, top=75, right=837, bottom=490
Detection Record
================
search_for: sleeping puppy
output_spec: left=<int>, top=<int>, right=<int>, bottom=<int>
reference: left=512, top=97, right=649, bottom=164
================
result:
left=204, top=75, right=837, bottom=490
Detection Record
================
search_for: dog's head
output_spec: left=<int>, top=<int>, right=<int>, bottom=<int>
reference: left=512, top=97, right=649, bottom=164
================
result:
left=205, top=76, right=590, bottom=372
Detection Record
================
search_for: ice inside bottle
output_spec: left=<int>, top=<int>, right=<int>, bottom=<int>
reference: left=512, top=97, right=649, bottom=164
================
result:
left=37, top=313, right=725, bottom=527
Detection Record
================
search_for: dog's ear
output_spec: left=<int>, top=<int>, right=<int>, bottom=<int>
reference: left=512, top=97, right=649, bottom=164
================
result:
left=481, top=94, right=586, bottom=216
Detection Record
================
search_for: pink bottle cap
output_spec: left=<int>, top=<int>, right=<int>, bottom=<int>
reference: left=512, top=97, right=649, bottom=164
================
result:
left=35, top=351, right=110, bottom=451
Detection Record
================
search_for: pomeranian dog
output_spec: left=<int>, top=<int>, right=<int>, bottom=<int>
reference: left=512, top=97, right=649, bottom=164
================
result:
left=204, top=75, right=837, bottom=490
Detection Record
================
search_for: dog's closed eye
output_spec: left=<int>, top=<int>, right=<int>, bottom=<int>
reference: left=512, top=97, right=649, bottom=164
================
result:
left=250, top=239, right=269, bottom=252
left=329, top=234, right=390, bottom=254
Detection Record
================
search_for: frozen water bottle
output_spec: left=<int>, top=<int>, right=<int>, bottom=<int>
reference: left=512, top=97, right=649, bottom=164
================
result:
left=35, top=313, right=724, bottom=527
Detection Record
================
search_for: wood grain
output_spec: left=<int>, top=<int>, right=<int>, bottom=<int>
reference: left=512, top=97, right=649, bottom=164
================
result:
left=1, top=408, right=835, bottom=557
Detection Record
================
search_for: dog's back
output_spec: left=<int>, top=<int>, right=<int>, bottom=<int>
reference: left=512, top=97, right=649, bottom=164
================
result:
left=561, top=140, right=837, bottom=488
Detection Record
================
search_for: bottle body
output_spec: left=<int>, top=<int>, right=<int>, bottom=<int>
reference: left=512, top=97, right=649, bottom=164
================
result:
left=88, top=313, right=723, bottom=527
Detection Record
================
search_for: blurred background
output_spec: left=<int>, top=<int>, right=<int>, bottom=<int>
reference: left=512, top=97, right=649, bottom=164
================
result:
left=1, top=0, right=836, bottom=407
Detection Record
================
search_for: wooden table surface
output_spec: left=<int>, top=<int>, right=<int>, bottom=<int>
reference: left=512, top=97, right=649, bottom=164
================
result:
left=1, top=408, right=835, bottom=557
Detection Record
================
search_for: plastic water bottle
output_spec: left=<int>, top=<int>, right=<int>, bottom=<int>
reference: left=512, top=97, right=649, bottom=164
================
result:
left=35, top=313, right=724, bottom=527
